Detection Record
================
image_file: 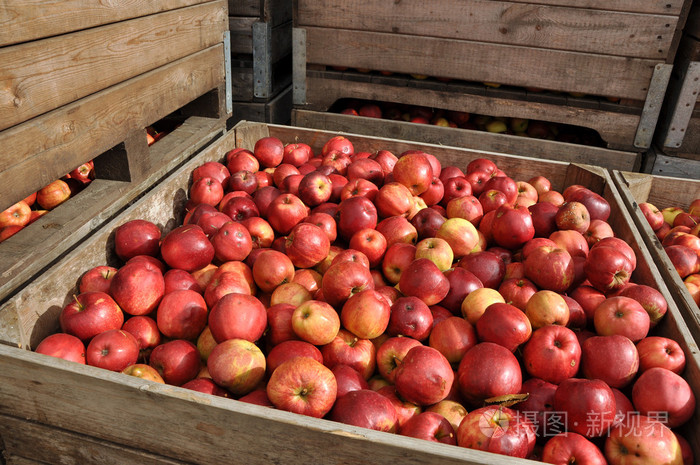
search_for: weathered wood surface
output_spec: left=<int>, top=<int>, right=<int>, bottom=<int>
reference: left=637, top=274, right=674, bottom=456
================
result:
left=613, top=170, right=700, bottom=345
left=231, top=85, right=293, bottom=125
left=0, top=1, right=227, bottom=132
left=0, top=0, right=213, bottom=46
left=230, top=55, right=293, bottom=102
left=299, top=71, right=643, bottom=150
left=302, top=28, right=657, bottom=101
left=0, top=45, right=226, bottom=211
left=296, top=0, right=676, bottom=59
left=647, top=151, right=700, bottom=178
left=0, top=122, right=698, bottom=464
left=230, top=18, right=292, bottom=63
left=230, top=0, right=292, bottom=26
left=292, top=109, right=641, bottom=172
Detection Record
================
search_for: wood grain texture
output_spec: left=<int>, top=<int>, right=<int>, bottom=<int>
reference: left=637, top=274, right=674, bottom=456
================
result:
left=502, top=0, right=685, bottom=15
left=0, top=45, right=225, bottom=210
left=0, top=0, right=228, bottom=131
left=302, top=28, right=658, bottom=100
left=0, top=122, right=698, bottom=463
left=292, top=110, right=640, bottom=171
left=296, top=0, right=676, bottom=59
left=0, top=415, right=192, bottom=465
left=230, top=0, right=292, bottom=26
left=301, top=73, right=643, bottom=150
left=0, top=117, right=224, bottom=305
left=650, top=152, right=700, bottom=177
left=0, top=0, right=212, bottom=46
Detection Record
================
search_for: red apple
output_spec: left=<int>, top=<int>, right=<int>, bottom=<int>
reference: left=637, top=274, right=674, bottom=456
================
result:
left=398, top=258, right=450, bottom=306
left=636, top=336, right=686, bottom=374
left=525, top=290, right=570, bottom=329
left=428, top=316, right=477, bottom=364
left=36, top=179, right=71, bottom=210
left=605, top=415, right=683, bottom=465
left=254, top=136, right=284, bottom=168
left=594, top=296, right=650, bottom=342
left=581, top=334, right=639, bottom=388
left=457, top=342, right=522, bottom=406
left=252, top=249, right=295, bottom=293
left=340, top=289, right=391, bottom=340
left=207, top=338, right=265, bottom=395
left=387, top=296, right=433, bottom=341
left=292, top=300, right=340, bottom=345
left=330, top=388, right=398, bottom=432
left=522, top=325, right=581, bottom=385
left=35, top=333, right=86, bottom=364
left=476, top=302, right=532, bottom=352
left=321, top=328, right=376, bottom=380
left=321, top=260, right=375, bottom=308
left=399, top=411, right=456, bottom=445
left=435, top=217, right=479, bottom=259
left=59, top=292, right=124, bottom=341
left=542, top=432, right=607, bottom=465
left=394, top=345, right=454, bottom=406
left=529, top=201, right=559, bottom=237
left=456, top=406, right=536, bottom=458
left=86, top=329, right=139, bottom=372
left=376, top=215, right=418, bottom=247
left=632, top=367, right=695, bottom=428
left=554, top=378, right=616, bottom=437
left=375, top=336, right=423, bottom=383
left=160, top=224, right=215, bottom=272
left=498, top=277, right=537, bottom=311
left=393, top=152, right=433, bottom=195
left=79, top=265, right=118, bottom=294
left=491, top=204, right=535, bottom=250
left=0, top=200, right=31, bottom=228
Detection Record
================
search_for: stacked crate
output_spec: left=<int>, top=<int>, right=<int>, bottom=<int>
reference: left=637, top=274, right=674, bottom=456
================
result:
left=292, top=0, right=693, bottom=170
left=653, top=2, right=700, bottom=178
left=228, top=0, right=294, bottom=125
left=0, top=1, right=230, bottom=302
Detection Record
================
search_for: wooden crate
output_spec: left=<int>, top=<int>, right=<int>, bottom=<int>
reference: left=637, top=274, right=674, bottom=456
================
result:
left=229, top=0, right=293, bottom=101
left=612, top=170, right=700, bottom=342
left=293, top=0, right=694, bottom=151
left=0, top=121, right=699, bottom=464
left=292, top=108, right=643, bottom=172
left=0, top=1, right=230, bottom=302
left=230, top=85, right=293, bottom=127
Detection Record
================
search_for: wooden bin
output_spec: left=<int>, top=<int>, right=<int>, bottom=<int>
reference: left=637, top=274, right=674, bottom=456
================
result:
left=293, top=0, right=693, bottom=152
left=229, top=0, right=293, bottom=124
left=0, top=122, right=699, bottom=464
left=612, top=170, right=700, bottom=343
left=0, top=0, right=231, bottom=303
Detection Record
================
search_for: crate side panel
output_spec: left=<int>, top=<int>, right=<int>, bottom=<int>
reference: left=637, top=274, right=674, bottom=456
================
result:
left=0, top=0, right=212, bottom=46
left=0, top=1, right=228, bottom=132
left=494, top=0, right=686, bottom=15
left=0, top=45, right=225, bottom=210
left=296, top=0, right=675, bottom=59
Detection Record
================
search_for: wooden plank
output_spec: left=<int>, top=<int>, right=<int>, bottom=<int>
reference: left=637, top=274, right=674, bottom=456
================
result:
left=650, top=151, right=700, bottom=178
left=302, top=28, right=658, bottom=100
left=0, top=0, right=228, bottom=131
left=0, top=117, right=224, bottom=305
left=228, top=0, right=260, bottom=17
left=301, top=72, right=643, bottom=150
left=232, top=85, right=294, bottom=125
left=4, top=456, right=48, bottom=465
left=292, top=109, right=641, bottom=171
left=0, top=415, right=191, bottom=465
left=229, top=16, right=256, bottom=54
left=0, top=0, right=212, bottom=46
left=296, top=0, right=676, bottom=59
left=229, top=0, right=292, bottom=26
left=230, top=55, right=293, bottom=102
left=0, top=45, right=226, bottom=210
left=501, top=0, right=685, bottom=15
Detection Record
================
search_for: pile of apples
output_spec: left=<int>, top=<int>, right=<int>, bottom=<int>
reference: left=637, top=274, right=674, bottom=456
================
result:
left=0, top=160, right=95, bottom=243
left=639, top=201, right=700, bottom=305
left=34, top=135, right=695, bottom=464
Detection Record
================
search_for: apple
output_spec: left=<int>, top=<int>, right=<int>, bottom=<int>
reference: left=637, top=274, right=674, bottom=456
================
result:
left=154, top=289, right=207, bottom=341
left=36, top=179, right=71, bottom=210
left=266, top=339, right=323, bottom=377
left=497, top=277, right=537, bottom=311
left=441, top=176, right=472, bottom=205
left=226, top=148, right=259, bottom=173
left=542, top=432, right=607, bottom=465
left=594, top=296, right=650, bottom=342
left=251, top=249, right=295, bottom=293
left=392, top=152, right=434, bottom=195
left=476, top=302, right=532, bottom=352
left=265, top=303, right=298, bottom=347
left=189, top=177, right=224, bottom=207
left=349, top=228, right=387, bottom=269
left=456, top=406, right=536, bottom=458
left=374, top=182, right=413, bottom=218
left=491, top=204, right=535, bottom=250
left=322, top=260, right=375, bottom=308
left=203, top=271, right=252, bottom=309
left=636, top=336, right=686, bottom=374
left=554, top=378, right=616, bottom=437
left=605, top=415, right=683, bottom=465
left=330, top=388, right=398, bottom=432
left=333, top=364, right=370, bottom=398
left=461, top=287, right=505, bottom=325
left=376, top=215, right=418, bottom=247
left=387, top=296, right=433, bottom=341
left=321, top=328, right=376, bottom=380
left=284, top=222, right=331, bottom=269
left=122, top=363, right=165, bottom=384
left=340, top=289, right=391, bottom=340
left=59, top=292, right=124, bottom=341
left=525, top=290, right=570, bottom=329
left=425, top=399, right=467, bottom=433
left=336, top=195, right=378, bottom=241
left=523, top=245, right=575, bottom=293
left=581, top=335, right=639, bottom=389
left=375, top=336, right=423, bottom=383
left=86, top=329, right=140, bottom=372
left=269, top=282, right=311, bottom=308
left=665, top=244, right=700, bottom=278
left=330, top=248, right=370, bottom=269
left=254, top=136, right=284, bottom=168
left=435, top=217, right=479, bottom=259
left=512, top=377, right=558, bottom=438
left=297, top=171, right=332, bottom=207
left=632, top=367, right=695, bottom=428
left=399, top=411, right=456, bottom=445
left=78, top=265, right=118, bottom=294
left=458, top=250, right=506, bottom=289
left=584, top=247, right=634, bottom=293
left=618, top=284, right=668, bottom=327
left=35, top=333, right=86, bottom=364
left=457, top=342, right=522, bottom=405
left=207, top=293, right=266, bottom=344
left=347, top=157, right=384, bottom=185
left=529, top=201, right=559, bottom=237
left=415, top=237, right=454, bottom=271
left=207, top=338, right=265, bottom=395
left=292, top=299, right=340, bottom=346
left=428, top=316, right=477, bottom=364
left=160, top=224, right=215, bottom=272
left=341, top=178, right=379, bottom=202
left=0, top=200, right=31, bottom=228
left=381, top=242, right=417, bottom=284
left=393, top=345, right=454, bottom=406
left=398, top=258, right=450, bottom=306
left=522, top=325, right=581, bottom=385
left=446, top=194, right=483, bottom=226
left=439, top=267, right=483, bottom=315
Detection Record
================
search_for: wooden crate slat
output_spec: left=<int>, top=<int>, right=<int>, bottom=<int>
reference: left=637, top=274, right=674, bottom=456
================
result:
left=302, top=28, right=658, bottom=100
left=296, top=0, right=676, bottom=60
left=0, top=0, right=213, bottom=47
left=301, top=72, right=643, bottom=150
left=229, top=0, right=292, bottom=26
left=0, top=414, right=191, bottom=465
left=0, top=45, right=225, bottom=210
left=0, top=1, right=228, bottom=132
left=229, top=16, right=257, bottom=54
left=292, top=109, right=641, bottom=171
left=501, top=0, right=685, bottom=15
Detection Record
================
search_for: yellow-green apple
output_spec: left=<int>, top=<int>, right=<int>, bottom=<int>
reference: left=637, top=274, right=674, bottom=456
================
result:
left=415, top=237, right=453, bottom=271
left=476, top=302, right=532, bottom=352
left=605, top=415, right=683, bottom=465
left=59, top=292, right=124, bottom=341
left=376, top=215, right=417, bottom=246
left=581, top=335, right=639, bottom=388
left=542, top=432, right=607, bottom=465
left=0, top=200, right=31, bottom=228
left=35, top=333, right=86, bottom=364
left=399, top=411, right=456, bottom=445
left=398, top=258, right=450, bottom=306
left=636, top=336, right=686, bottom=374
left=461, top=287, right=505, bottom=325
left=340, top=289, right=391, bottom=340
left=376, top=336, right=423, bottom=383
left=632, top=367, right=696, bottom=428
left=457, top=405, right=536, bottom=458
left=425, top=399, right=467, bottom=433
left=122, top=363, right=165, bottom=384
left=457, top=342, right=522, bottom=405
left=525, top=290, right=570, bottom=329
left=321, top=328, right=376, bottom=380
left=522, top=325, right=581, bottom=384
left=394, top=345, right=454, bottom=406
left=594, top=296, right=650, bottom=342
left=435, top=217, right=479, bottom=259
left=440, top=267, right=483, bottom=315
left=207, top=338, right=265, bottom=395
left=554, top=378, right=616, bottom=437
left=86, top=329, right=139, bottom=372
left=36, top=179, right=71, bottom=210
left=523, top=245, right=575, bottom=293
left=330, top=388, right=398, bottom=432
